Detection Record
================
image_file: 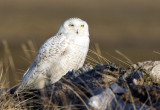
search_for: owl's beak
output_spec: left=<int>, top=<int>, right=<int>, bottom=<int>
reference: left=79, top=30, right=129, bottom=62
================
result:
left=76, top=29, right=79, bottom=34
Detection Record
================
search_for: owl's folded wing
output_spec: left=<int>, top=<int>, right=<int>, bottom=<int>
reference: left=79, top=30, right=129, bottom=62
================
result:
left=21, top=34, right=68, bottom=85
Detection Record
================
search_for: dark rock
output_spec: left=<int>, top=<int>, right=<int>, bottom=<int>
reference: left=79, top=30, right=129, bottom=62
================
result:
left=0, top=62, right=160, bottom=110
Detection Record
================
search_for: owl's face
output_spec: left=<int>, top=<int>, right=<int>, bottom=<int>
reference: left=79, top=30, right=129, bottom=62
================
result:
left=57, top=18, right=89, bottom=37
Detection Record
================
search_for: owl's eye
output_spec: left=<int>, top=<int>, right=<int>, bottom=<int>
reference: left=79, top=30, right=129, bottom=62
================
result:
left=81, top=25, right=84, bottom=27
left=69, top=24, right=74, bottom=27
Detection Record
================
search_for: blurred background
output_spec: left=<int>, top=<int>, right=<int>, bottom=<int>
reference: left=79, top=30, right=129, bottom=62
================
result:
left=0, top=0, right=160, bottom=87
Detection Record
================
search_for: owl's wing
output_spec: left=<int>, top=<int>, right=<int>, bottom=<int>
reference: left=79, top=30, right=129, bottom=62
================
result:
left=22, top=34, right=68, bottom=83
left=34, top=35, right=67, bottom=65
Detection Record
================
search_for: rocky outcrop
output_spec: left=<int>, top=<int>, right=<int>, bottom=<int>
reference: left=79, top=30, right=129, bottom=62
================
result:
left=0, top=61, right=160, bottom=110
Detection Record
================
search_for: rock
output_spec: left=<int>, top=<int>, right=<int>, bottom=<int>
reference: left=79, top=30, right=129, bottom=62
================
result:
left=120, top=61, right=160, bottom=85
left=0, top=62, right=160, bottom=110
left=109, top=82, right=127, bottom=94
left=88, top=87, right=152, bottom=110
left=129, top=84, right=160, bottom=109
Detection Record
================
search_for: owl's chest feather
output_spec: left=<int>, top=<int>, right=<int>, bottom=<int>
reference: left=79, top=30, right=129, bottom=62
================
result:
left=59, top=36, right=89, bottom=69
left=65, top=36, right=89, bottom=56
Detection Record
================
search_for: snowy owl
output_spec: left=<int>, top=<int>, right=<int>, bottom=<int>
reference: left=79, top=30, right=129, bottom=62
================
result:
left=18, top=18, right=90, bottom=89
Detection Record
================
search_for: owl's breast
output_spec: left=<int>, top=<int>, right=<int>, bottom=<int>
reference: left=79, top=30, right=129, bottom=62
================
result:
left=58, top=37, right=88, bottom=72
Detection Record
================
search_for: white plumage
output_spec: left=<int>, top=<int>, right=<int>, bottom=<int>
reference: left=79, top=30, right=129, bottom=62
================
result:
left=18, top=18, right=90, bottom=89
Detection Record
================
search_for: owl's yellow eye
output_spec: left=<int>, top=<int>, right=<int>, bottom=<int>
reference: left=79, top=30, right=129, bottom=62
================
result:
left=69, top=24, right=74, bottom=27
left=81, top=25, right=84, bottom=27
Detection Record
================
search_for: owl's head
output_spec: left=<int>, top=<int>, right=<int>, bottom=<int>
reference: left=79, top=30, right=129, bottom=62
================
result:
left=57, top=18, right=89, bottom=36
